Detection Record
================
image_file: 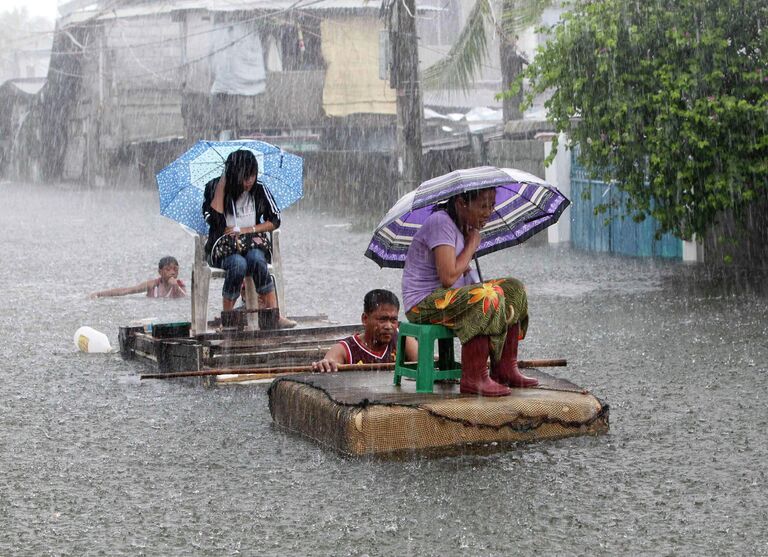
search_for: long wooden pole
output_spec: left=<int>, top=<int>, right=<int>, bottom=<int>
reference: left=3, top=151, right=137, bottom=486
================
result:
left=139, top=359, right=567, bottom=381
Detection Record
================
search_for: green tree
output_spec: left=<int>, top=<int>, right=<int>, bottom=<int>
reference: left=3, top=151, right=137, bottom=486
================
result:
left=516, top=0, right=768, bottom=239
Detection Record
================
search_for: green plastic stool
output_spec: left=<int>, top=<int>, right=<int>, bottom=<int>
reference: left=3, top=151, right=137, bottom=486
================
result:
left=394, top=322, right=462, bottom=393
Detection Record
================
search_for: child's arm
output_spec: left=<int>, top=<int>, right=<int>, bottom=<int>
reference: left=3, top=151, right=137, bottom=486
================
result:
left=90, top=280, right=151, bottom=299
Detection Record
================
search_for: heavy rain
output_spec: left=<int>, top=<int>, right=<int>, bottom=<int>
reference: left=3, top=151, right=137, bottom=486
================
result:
left=1, top=1, right=767, bottom=555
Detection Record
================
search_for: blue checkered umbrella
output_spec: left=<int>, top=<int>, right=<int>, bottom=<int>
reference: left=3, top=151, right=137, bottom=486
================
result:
left=156, top=139, right=303, bottom=234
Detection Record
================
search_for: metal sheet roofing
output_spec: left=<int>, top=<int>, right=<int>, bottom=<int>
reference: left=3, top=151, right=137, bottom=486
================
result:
left=60, top=0, right=392, bottom=24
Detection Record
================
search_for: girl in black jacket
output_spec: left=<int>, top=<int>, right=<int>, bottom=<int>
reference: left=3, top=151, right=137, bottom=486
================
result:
left=202, top=150, right=294, bottom=327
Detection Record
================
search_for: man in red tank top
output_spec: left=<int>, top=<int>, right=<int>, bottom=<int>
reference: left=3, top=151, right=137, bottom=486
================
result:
left=312, top=289, right=418, bottom=372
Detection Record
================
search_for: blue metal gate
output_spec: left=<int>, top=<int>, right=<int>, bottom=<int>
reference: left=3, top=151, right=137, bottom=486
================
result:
left=570, top=148, right=682, bottom=259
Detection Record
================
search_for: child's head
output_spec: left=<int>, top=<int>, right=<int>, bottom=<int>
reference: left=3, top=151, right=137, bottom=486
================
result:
left=158, top=256, right=179, bottom=280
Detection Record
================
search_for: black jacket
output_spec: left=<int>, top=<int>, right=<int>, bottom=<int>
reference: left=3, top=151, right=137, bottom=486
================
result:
left=202, top=177, right=281, bottom=265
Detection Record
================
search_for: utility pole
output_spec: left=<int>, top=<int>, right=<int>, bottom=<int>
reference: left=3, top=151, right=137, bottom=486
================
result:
left=389, top=0, right=423, bottom=198
left=499, top=0, right=524, bottom=122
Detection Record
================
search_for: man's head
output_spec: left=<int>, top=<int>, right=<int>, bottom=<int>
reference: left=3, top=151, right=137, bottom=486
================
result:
left=362, top=289, right=400, bottom=349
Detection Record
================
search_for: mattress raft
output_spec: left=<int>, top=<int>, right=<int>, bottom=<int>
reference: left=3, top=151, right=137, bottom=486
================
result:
left=268, top=369, right=609, bottom=457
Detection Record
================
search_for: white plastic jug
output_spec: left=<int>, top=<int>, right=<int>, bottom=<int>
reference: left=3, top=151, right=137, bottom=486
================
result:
left=74, top=326, right=112, bottom=353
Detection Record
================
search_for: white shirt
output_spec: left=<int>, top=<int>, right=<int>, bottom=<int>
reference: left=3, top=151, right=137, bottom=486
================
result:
left=225, top=192, right=257, bottom=229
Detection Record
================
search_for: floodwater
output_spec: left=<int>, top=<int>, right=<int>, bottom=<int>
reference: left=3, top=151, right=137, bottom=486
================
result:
left=1, top=182, right=767, bottom=556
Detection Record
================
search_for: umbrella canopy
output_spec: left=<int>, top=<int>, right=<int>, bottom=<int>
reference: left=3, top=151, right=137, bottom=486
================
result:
left=364, top=166, right=570, bottom=268
left=156, top=139, right=303, bottom=234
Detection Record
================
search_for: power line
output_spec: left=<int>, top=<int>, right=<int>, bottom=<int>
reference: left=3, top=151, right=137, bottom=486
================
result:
left=42, top=0, right=500, bottom=84
left=26, top=0, right=334, bottom=57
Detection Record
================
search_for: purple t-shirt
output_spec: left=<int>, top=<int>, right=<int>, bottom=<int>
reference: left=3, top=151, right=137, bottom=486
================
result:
left=401, top=210, right=479, bottom=311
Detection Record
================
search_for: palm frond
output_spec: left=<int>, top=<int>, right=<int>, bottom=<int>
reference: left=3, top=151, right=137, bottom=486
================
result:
left=500, top=0, right=555, bottom=37
left=421, top=0, right=556, bottom=93
left=422, top=0, right=494, bottom=92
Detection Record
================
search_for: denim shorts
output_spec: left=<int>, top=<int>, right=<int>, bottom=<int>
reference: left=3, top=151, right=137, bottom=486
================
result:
left=220, top=248, right=274, bottom=300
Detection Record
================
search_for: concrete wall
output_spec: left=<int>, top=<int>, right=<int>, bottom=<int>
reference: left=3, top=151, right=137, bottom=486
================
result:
left=298, top=141, right=512, bottom=215
left=485, top=135, right=570, bottom=244
left=301, top=151, right=396, bottom=214
left=486, top=139, right=546, bottom=178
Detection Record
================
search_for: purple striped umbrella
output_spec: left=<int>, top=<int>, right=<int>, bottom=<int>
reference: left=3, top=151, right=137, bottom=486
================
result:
left=364, top=166, right=570, bottom=269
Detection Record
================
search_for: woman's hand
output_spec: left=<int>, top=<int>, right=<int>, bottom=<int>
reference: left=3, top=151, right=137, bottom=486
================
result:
left=435, top=225, right=482, bottom=287
left=224, top=225, right=263, bottom=235
left=464, top=227, right=482, bottom=254
left=224, top=225, right=256, bottom=235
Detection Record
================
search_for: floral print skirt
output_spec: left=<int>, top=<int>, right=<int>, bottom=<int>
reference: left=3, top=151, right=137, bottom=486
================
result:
left=405, top=277, right=528, bottom=363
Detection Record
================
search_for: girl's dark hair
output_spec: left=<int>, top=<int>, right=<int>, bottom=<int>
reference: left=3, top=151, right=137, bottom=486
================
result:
left=158, top=256, right=178, bottom=270
left=432, top=189, right=487, bottom=228
left=223, top=150, right=259, bottom=214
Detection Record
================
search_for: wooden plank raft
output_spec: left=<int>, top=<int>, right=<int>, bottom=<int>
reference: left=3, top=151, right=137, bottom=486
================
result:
left=119, top=322, right=361, bottom=373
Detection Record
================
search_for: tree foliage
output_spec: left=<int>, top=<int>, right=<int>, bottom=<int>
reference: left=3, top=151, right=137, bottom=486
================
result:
left=517, top=0, right=768, bottom=239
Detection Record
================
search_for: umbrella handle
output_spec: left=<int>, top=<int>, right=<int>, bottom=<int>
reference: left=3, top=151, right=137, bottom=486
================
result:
left=474, top=254, right=483, bottom=283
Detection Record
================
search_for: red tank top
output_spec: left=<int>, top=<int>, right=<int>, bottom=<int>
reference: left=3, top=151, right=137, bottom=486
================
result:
left=339, top=334, right=397, bottom=365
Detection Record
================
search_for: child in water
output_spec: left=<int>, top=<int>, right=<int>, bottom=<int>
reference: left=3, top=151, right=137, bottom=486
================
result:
left=90, top=256, right=187, bottom=299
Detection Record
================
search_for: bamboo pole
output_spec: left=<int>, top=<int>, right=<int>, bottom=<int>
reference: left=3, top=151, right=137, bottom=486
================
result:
left=139, top=359, right=567, bottom=381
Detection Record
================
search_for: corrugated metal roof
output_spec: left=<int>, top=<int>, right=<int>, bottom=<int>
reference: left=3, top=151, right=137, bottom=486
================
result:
left=60, top=0, right=393, bottom=24
left=5, top=78, right=46, bottom=96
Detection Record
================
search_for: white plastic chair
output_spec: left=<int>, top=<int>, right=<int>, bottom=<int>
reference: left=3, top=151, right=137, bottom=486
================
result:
left=191, top=229, right=285, bottom=334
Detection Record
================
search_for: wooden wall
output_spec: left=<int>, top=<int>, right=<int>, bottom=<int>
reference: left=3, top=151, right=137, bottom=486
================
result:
left=570, top=148, right=683, bottom=259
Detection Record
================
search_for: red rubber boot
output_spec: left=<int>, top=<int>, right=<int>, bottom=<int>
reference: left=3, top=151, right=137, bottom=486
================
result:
left=490, top=323, right=539, bottom=388
left=459, top=335, right=512, bottom=396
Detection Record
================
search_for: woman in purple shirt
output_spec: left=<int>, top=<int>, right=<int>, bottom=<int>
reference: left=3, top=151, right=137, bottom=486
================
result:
left=401, top=188, right=538, bottom=396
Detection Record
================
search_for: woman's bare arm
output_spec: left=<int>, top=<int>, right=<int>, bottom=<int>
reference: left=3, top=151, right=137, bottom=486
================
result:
left=434, top=229, right=480, bottom=287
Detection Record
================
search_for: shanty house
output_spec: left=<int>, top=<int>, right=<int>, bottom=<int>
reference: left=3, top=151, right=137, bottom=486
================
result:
left=10, top=0, right=527, bottom=212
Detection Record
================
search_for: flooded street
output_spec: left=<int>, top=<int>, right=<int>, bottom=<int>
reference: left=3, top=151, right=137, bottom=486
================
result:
left=1, top=182, right=767, bottom=555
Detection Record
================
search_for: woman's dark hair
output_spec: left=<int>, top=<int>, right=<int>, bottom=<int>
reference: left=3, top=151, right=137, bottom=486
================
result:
left=158, top=256, right=178, bottom=270
left=223, top=150, right=259, bottom=214
left=432, top=189, right=488, bottom=228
